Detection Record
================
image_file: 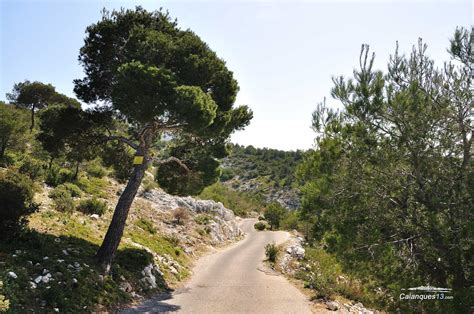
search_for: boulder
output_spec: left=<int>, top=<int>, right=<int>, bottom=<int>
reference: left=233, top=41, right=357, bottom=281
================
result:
left=41, top=273, right=52, bottom=283
left=286, top=244, right=305, bottom=259
left=120, top=281, right=133, bottom=293
left=326, top=300, right=339, bottom=311
left=140, top=263, right=162, bottom=290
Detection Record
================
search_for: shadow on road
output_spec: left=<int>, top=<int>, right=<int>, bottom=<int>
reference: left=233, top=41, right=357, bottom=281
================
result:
left=121, top=290, right=180, bottom=313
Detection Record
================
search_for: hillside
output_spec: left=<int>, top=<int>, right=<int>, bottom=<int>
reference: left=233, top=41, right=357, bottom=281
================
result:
left=219, top=144, right=303, bottom=209
left=0, top=167, right=243, bottom=313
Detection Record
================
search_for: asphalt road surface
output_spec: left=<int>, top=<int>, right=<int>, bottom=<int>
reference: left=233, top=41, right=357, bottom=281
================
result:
left=123, top=218, right=312, bottom=313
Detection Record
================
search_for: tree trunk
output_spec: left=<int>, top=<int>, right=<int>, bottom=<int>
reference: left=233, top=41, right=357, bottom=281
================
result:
left=30, top=105, right=35, bottom=132
left=96, top=146, right=149, bottom=271
left=74, top=161, right=80, bottom=180
left=0, top=141, right=6, bottom=159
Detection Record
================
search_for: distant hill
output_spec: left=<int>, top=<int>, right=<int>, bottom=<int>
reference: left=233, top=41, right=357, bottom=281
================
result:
left=220, top=144, right=303, bottom=209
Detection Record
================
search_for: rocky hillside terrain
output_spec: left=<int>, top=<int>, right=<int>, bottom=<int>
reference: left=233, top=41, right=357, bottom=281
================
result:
left=1, top=173, right=243, bottom=313
left=223, top=176, right=300, bottom=210
left=277, top=235, right=378, bottom=314
left=220, top=144, right=303, bottom=209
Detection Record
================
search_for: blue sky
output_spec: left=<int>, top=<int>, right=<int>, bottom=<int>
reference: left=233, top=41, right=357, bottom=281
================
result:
left=0, top=0, right=471, bottom=150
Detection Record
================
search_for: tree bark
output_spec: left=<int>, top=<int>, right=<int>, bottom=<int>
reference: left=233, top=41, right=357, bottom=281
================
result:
left=96, top=145, right=149, bottom=271
left=0, top=141, right=6, bottom=159
left=74, top=161, right=80, bottom=180
left=30, top=105, right=35, bottom=132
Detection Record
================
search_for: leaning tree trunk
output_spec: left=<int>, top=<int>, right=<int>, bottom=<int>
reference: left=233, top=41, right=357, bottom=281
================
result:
left=96, top=145, right=149, bottom=271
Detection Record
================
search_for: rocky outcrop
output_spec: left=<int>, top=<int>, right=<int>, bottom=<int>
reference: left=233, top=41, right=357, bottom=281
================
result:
left=325, top=300, right=377, bottom=313
left=142, top=189, right=242, bottom=243
left=139, top=263, right=163, bottom=290
left=279, top=236, right=377, bottom=314
left=223, top=176, right=300, bottom=210
left=279, top=236, right=305, bottom=275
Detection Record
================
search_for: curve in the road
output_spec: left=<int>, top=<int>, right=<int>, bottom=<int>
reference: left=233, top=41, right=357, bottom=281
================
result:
left=123, top=218, right=312, bottom=313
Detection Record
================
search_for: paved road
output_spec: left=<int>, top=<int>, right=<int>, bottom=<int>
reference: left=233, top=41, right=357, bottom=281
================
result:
left=124, top=218, right=312, bottom=313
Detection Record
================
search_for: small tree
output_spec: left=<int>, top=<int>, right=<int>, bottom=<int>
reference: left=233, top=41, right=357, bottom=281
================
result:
left=0, top=102, right=29, bottom=160
left=37, top=105, right=111, bottom=178
left=264, top=203, right=286, bottom=230
left=0, top=170, right=38, bottom=235
left=73, top=7, right=252, bottom=269
left=6, top=80, right=81, bottom=131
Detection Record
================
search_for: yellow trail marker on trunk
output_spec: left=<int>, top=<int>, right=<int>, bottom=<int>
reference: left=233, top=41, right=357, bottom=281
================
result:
left=133, top=156, right=144, bottom=165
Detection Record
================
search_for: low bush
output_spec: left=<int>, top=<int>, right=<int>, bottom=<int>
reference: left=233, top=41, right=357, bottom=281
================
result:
left=172, top=208, right=189, bottom=225
left=48, top=186, right=75, bottom=213
left=76, top=176, right=107, bottom=197
left=163, top=234, right=180, bottom=247
left=45, top=166, right=74, bottom=187
left=194, top=214, right=213, bottom=225
left=220, top=167, right=236, bottom=181
left=61, top=183, right=82, bottom=197
left=142, top=177, right=158, bottom=193
left=254, top=221, right=267, bottom=231
left=0, top=170, right=38, bottom=235
left=77, top=197, right=108, bottom=216
left=280, top=211, right=300, bottom=231
left=18, top=156, right=46, bottom=180
left=199, top=182, right=265, bottom=217
left=85, top=159, right=108, bottom=178
left=295, top=247, right=377, bottom=304
left=265, top=242, right=279, bottom=263
left=136, top=218, right=156, bottom=234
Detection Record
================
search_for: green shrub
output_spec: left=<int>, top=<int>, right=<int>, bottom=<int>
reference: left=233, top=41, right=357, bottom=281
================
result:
left=77, top=176, right=107, bottom=197
left=220, top=167, right=236, bottom=181
left=49, top=186, right=75, bottom=212
left=163, top=234, right=180, bottom=247
left=85, top=159, right=107, bottom=178
left=0, top=170, right=38, bottom=235
left=45, top=166, right=61, bottom=186
left=294, top=247, right=377, bottom=303
left=194, top=213, right=213, bottom=225
left=77, top=197, right=108, bottom=216
left=136, top=218, right=156, bottom=234
left=18, top=156, right=46, bottom=180
left=264, top=203, right=286, bottom=230
left=100, top=142, right=133, bottom=183
left=45, top=165, right=73, bottom=187
left=142, top=177, right=158, bottom=193
left=280, top=211, right=300, bottom=230
left=265, top=242, right=279, bottom=262
left=61, top=183, right=82, bottom=197
left=254, top=221, right=267, bottom=231
left=199, top=182, right=265, bottom=217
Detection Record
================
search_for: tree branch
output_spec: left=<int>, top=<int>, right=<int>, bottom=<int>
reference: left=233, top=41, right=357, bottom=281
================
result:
left=153, top=156, right=190, bottom=172
left=105, top=135, right=139, bottom=150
